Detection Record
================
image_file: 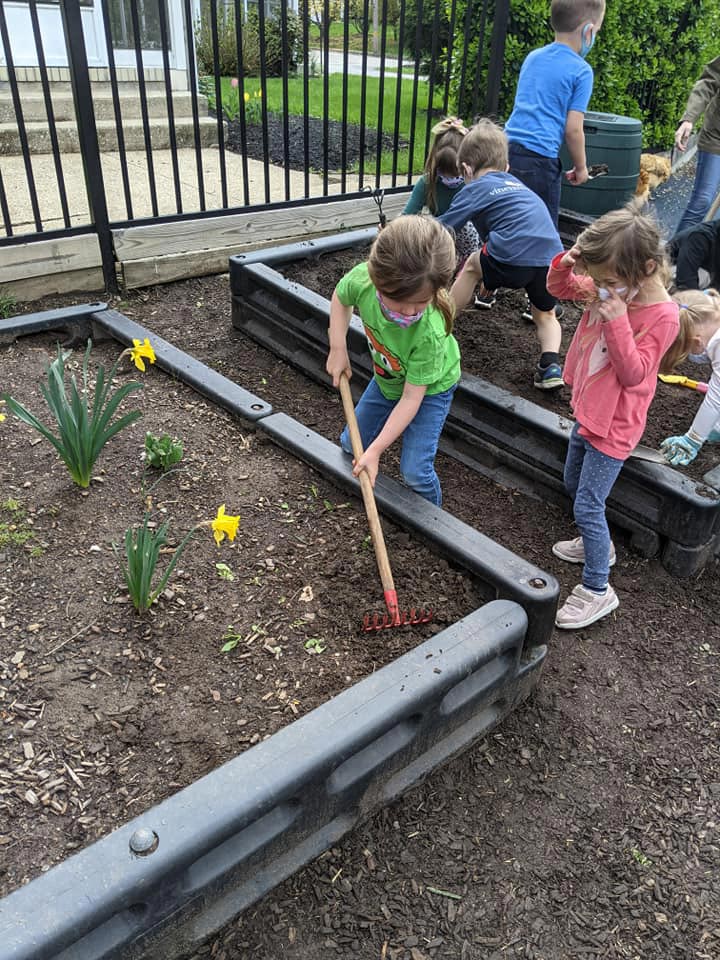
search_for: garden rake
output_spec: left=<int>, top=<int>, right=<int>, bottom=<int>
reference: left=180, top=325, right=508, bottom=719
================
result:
left=338, top=373, right=432, bottom=631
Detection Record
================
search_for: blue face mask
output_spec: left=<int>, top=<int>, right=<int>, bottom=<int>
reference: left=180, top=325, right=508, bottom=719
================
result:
left=580, top=23, right=596, bottom=58
left=438, top=174, right=464, bottom=188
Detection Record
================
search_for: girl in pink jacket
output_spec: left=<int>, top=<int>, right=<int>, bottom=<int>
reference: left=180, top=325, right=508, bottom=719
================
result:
left=547, top=203, right=679, bottom=630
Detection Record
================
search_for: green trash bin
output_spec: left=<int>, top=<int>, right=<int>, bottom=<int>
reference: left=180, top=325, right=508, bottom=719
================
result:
left=560, top=111, right=642, bottom=218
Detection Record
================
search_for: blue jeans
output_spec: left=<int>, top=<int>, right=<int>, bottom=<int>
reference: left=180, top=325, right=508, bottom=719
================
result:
left=674, top=149, right=720, bottom=235
left=564, top=423, right=624, bottom=591
left=340, top=378, right=457, bottom=506
left=509, top=142, right=562, bottom=227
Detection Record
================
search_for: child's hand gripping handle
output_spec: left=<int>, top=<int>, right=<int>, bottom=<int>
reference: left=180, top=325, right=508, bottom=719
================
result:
left=338, top=374, right=400, bottom=624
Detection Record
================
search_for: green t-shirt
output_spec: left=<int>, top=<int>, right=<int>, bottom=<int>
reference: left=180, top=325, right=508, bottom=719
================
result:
left=335, top=262, right=461, bottom=401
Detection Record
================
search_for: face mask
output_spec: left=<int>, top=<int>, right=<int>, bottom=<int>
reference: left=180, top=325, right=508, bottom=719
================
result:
left=438, top=174, right=464, bottom=188
left=580, top=23, right=596, bottom=58
left=598, top=285, right=639, bottom=303
left=376, top=292, right=426, bottom=328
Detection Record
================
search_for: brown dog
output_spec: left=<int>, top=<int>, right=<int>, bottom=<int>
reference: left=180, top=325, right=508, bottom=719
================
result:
left=635, top=153, right=672, bottom=202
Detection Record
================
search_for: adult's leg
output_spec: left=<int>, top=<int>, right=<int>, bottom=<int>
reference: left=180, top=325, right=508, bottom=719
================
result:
left=674, top=150, right=720, bottom=236
left=571, top=438, right=625, bottom=591
left=340, top=378, right=394, bottom=454
left=399, top=385, right=457, bottom=505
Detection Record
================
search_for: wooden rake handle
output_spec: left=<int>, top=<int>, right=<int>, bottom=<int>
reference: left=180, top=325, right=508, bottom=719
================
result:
left=338, top=374, right=399, bottom=619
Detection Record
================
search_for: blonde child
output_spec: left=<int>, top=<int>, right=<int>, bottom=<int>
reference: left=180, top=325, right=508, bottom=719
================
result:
left=403, top=116, right=480, bottom=270
left=326, top=216, right=460, bottom=506
left=547, top=202, right=679, bottom=629
left=444, top=119, right=565, bottom=390
left=660, top=289, right=720, bottom=465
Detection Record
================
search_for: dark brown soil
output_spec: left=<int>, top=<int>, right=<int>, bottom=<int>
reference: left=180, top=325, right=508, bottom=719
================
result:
left=283, top=247, right=719, bottom=480
left=0, top=333, right=484, bottom=898
left=1, top=262, right=718, bottom=960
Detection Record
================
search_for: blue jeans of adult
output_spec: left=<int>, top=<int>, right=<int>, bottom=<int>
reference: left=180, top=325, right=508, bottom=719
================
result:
left=674, top=149, right=720, bottom=236
left=508, top=142, right=562, bottom=228
left=564, top=423, right=624, bottom=592
left=340, top=377, right=457, bottom=506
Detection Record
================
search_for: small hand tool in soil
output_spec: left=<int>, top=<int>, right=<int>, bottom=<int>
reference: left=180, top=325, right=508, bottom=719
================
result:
left=363, top=185, right=387, bottom=228
left=338, top=373, right=432, bottom=630
left=629, top=443, right=669, bottom=463
left=658, top=373, right=709, bottom=393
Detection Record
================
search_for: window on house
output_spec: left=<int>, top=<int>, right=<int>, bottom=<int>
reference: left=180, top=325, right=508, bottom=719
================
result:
left=108, top=0, right=171, bottom=51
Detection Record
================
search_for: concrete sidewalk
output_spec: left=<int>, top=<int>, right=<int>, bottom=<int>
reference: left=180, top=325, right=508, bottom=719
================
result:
left=0, top=147, right=359, bottom=236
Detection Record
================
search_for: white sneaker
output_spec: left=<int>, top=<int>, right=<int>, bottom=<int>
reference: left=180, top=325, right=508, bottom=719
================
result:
left=555, top=584, right=619, bottom=630
left=552, top=536, right=616, bottom=567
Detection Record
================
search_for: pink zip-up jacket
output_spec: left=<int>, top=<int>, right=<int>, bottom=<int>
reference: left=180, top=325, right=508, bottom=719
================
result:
left=547, top=253, right=680, bottom=460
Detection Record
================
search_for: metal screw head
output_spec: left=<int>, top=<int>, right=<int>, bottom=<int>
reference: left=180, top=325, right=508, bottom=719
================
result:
left=529, top=577, right=547, bottom=589
left=129, top=828, right=159, bottom=856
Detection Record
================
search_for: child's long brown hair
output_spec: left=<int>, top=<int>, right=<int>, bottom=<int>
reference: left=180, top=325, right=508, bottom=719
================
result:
left=367, top=215, right=456, bottom=334
left=660, top=288, right=720, bottom=374
left=573, top=199, right=670, bottom=304
left=424, top=125, right=466, bottom=216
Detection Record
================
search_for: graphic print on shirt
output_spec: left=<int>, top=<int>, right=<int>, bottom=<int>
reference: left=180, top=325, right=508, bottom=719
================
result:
left=365, top=326, right=402, bottom=380
left=587, top=331, right=610, bottom=377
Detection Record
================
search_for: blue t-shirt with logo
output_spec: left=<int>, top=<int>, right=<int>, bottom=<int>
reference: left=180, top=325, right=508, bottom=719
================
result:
left=504, top=42, right=594, bottom=159
left=438, top=172, right=563, bottom=267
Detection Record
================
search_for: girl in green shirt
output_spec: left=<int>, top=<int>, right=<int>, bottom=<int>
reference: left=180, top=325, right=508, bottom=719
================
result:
left=326, top=216, right=460, bottom=506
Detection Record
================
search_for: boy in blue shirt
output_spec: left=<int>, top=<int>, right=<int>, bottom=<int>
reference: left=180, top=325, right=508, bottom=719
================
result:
left=505, top=0, right=606, bottom=228
left=440, top=119, right=565, bottom=390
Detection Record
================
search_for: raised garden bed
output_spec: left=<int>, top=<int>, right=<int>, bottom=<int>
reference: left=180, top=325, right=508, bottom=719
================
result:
left=229, top=229, right=720, bottom=576
left=0, top=306, right=553, bottom=959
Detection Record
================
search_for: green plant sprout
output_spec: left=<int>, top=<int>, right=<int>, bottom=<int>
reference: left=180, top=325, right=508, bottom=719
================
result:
left=143, top=432, right=184, bottom=470
left=0, top=498, right=34, bottom=551
left=304, top=637, right=326, bottom=654
left=215, top=562, right=235, bottom=581
left=0, top=290, right=16, bottom=320
left=116, top=504, right=240, bottom=613
left=1, top=338, right=156, bottom=489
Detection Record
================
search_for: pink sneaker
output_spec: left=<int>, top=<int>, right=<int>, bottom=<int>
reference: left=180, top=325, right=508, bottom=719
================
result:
left=552, top=536, right=616, bottom=567
left=555, top=584, right=619, bottom=630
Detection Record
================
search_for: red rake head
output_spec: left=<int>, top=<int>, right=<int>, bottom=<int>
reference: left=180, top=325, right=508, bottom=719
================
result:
left=362, top=607, right=434, bottom=631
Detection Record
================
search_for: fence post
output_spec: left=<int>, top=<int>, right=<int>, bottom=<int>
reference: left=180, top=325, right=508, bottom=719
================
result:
left=59, top=0, right=118, bottom=294
left=485, top=0, right=510, bottom=118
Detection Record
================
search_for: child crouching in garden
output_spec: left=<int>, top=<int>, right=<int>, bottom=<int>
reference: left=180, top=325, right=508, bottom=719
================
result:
left=547, top=202, right=679, bottom=629
left=326, top=215, right=460, bottom=506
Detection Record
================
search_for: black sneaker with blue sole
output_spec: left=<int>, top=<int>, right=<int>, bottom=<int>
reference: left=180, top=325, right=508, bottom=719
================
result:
left=534, top=362, right=564, bottom=390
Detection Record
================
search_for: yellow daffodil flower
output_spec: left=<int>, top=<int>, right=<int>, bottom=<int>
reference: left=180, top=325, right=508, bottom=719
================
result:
left=211, top=504, right=240, bottom=546
left=129, top=338, right=156, bottom=372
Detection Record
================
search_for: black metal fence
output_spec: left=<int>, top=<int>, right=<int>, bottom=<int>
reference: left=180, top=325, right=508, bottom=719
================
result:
left=0, top=0, right=509, bottom=290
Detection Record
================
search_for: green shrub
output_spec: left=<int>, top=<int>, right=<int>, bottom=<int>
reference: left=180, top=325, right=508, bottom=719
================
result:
left=194, top=1, right=300, bottom=79
left=449, top=0, right=720, bottom=148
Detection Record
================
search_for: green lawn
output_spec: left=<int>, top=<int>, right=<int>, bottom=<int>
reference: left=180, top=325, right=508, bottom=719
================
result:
left=204, top=73, right=445, bottom=175
left=311, top=21, right=401, bottom=56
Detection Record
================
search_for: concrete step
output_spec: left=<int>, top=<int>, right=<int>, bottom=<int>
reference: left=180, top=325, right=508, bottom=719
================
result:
left=0, top=116, right=223, bottom=154
left=0, top=90, right=208, bottom=123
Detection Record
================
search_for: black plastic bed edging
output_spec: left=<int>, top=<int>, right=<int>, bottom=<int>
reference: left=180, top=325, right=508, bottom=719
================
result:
left=229, top=231, right=720, bottom=578
left=0, top=306, right=554, bottom=960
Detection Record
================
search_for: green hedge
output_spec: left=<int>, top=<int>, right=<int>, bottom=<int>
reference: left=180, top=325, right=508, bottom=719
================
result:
left=195, top=3, right=300, bottom=78
left=445, top=0, right=720, bottom=148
